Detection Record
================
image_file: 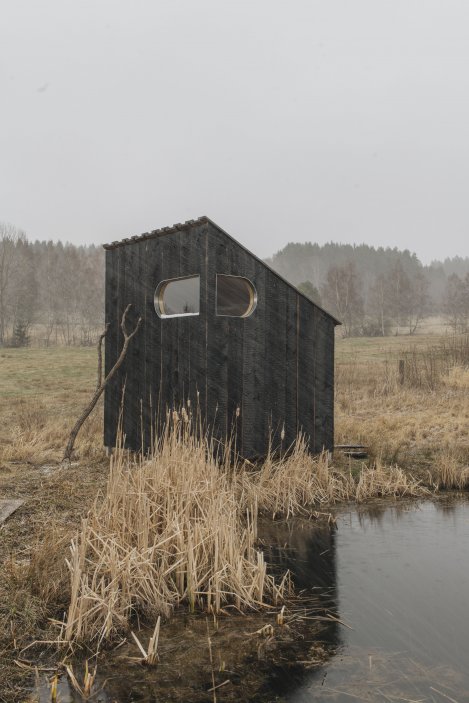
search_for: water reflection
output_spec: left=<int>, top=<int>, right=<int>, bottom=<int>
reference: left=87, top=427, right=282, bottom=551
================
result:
left=35, top=498, right=469, bottom=702
left=260, top=516, right=338, bottom=591
left=353, top=499, right=419, bottom=527
left=258, top=518, right=342, bottom=697
left=289, top=498, right=469, bottom=702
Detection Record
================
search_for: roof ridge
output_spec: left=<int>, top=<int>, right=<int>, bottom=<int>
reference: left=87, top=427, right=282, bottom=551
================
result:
left=103, top=216, right=209, bottom=249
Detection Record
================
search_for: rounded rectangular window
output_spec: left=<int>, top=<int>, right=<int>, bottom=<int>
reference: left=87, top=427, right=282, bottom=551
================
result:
left=216, top=274, right=257, bottom=317
left=155, top=275, right=200, bottom=318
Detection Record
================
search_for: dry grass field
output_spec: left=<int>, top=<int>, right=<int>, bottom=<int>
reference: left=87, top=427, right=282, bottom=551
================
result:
left=0, top=336, right=468, bottom=701
left=0, top=348, right=106, bottom=702
left=0, top=347, right=103, bottom=465
left=336, top=334, right=469, bottom=484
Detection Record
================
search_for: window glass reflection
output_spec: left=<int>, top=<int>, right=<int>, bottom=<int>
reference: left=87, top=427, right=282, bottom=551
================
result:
left=155, top=276, right=200, bottom=317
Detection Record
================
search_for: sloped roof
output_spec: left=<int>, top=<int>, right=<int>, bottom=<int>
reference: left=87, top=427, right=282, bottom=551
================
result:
left=103, top=216, right=341, bottom=325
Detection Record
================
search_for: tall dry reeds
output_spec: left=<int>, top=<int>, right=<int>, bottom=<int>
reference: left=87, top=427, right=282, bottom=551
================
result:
left=62, top=412, right=426, bottom=645
left=239, top=436, right=353, bottom=517
left=242, top=439, right=425, bottom=513
left=432, top=449, right=469, bottom=490
left=354, top=460, right=428, bottom=501
left=62, top=414, right=290, bottom=645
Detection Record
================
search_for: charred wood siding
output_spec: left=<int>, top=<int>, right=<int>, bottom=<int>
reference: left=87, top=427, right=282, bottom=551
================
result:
left=105, top=223, right=210, bottom=450
left=104, top=219, right=337, bottom=457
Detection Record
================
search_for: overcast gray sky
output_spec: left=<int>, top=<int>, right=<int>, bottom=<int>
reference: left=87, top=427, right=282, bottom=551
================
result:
left=1, top=1, right=468, bottom=262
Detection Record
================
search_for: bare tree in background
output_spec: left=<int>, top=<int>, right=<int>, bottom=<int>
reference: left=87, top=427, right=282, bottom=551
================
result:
left=384, top=262, right=430, bottom=335
left=33, top=240, right=104, bottom=346
left=0, top=222, right=26, bottom=345
left=10, top=239, right=38, bottom=346
left=443, top=273, right=469, bottom=333
left=37, top=241, right=61, bottom=345
left=367, top=273, right=390, bottom=337
left=406, top=269, right=430, bottom=335
left=321, top=261, right=364, bottom=337
left=385, top=261, right=412, bottom=335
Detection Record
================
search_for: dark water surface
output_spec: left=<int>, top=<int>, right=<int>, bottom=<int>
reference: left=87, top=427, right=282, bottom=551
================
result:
left=36, top=498, right=469, bottom=702
left=289, top=499, right=469, bottom=702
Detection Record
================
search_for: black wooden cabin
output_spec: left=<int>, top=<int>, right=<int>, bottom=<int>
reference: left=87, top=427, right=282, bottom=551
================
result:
left=103, top=216, right=340, bottom=458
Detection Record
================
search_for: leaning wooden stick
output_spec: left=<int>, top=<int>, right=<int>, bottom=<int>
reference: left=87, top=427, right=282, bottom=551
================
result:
left=62, top=304, right=142, bottom=463
left=96, top=323, right=110, bottom=390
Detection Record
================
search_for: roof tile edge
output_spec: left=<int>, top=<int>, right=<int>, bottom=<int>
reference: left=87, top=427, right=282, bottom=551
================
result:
left=102, top=216, right=209, bottom=250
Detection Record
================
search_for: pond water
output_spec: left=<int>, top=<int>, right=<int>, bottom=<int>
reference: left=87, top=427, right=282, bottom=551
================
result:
left=289, top=498, right=469, bottom=702
left=36, top=498, right=469, bottom=702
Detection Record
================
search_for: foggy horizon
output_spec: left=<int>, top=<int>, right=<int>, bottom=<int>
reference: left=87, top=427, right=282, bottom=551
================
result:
left=2, top=1, right=469, bottom=265
left=7, top=220, right=467, bottom=269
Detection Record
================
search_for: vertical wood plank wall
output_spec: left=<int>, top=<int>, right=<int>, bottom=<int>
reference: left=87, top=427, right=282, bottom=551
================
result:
left=104, top=221, right=336, bottom=457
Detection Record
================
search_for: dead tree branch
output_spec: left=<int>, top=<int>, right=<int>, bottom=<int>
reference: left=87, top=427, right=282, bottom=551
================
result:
left=96, top=323, right=110, bottom=390
left=63, top=305, right=142, bottom=463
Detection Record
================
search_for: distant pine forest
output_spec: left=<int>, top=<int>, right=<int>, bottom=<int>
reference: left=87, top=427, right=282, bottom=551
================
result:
left=1, top=221, right=469, bottom=345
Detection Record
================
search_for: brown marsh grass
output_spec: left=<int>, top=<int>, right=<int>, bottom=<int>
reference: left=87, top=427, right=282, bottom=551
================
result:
left=62, top=416, right=292, bottom=645
left=0, top=347, right=105, bottom=465
left=335, top=334, right=469, bottom=485
left=432, top=448, right=469, bottom=490
left=62, top=413, right=425, bottom=645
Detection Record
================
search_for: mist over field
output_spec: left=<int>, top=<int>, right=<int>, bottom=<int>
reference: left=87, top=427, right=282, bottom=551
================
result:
left=1, top=221, right=469, bottom=346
